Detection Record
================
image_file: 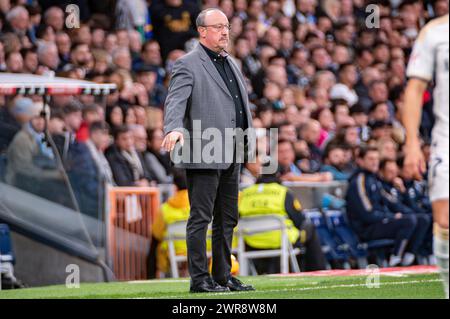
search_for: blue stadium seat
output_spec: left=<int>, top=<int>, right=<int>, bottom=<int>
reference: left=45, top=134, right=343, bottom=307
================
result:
left=324, top=210, right=368, bottom=268
left=304, top=209, right=350, bottom=267
left=0, top=223, right=15, bottom=265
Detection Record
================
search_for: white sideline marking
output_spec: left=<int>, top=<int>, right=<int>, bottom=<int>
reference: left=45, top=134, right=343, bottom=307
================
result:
left=132, top=278, right=442, bottom=299
left=127, top=279, right=190, bottom=284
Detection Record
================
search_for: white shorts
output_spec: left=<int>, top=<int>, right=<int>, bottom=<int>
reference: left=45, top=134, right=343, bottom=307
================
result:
left=428, top=147, right=449, bottom=202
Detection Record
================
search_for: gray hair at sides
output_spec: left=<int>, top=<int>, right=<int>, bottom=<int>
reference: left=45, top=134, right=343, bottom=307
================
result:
left=196, top=8, right=226, bottom=28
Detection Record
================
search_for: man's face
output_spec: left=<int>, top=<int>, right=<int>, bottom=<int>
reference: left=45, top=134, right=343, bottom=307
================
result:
left=84, top=110, right=101, bottom=124
left=305, top=122, right=321, bottom=145
left=149, top=129, right=164, bottom=151
left=91, top=130, right=110, bottom=151
left=116, top=131, right=134, bottom=152
left=361, top=151, right=380, bottom=174
left=65, top=111, right=83, bottom=132
left=327, top=148, right=345, bottom=168
left=73, top=45, right=91, bottom=65
left=143, top=42, right=162, bottom=65
left=371, top=103, right=390, bottom=122
left=31, top=116, right=46, bottom=133
left=198, top=10, right=230, bottom=52
left=278, top=141, right=295, bottom=167
left=133, top=128, right=148, bottom=152
left=137, top=72, right=157, bottom=91
left=56, top=33, right=71, bottom=55
left=279, top=124, right=297, bottom=142
left=24, top=52, right=38, bottom=72
left=353, top=112, right=368, bottom=127
left=41, top=45, right=60, bottom=70
left=370, top=83, right=388, bottom=103
left=381, top=161, right=398, bottom=183
left=343, top=65, right=357, bottom=86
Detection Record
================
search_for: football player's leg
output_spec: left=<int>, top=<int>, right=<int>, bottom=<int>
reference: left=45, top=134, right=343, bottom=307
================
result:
left=432, top=200, right=449, bottom=299
left=429, top=153, right=449, bottom=298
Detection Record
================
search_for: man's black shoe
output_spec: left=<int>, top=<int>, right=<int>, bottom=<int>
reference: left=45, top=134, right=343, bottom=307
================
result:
left=218, top=276, right=255, bottom=292
left=190, top=278, right=230, bottom=293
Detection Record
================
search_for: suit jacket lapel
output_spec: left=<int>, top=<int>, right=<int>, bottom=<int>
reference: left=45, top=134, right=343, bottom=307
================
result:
left=196, top=44, right=232, bottom=98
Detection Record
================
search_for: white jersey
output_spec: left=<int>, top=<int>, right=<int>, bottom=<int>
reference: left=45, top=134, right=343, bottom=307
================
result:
left=406, top=15, right=449, bottom=152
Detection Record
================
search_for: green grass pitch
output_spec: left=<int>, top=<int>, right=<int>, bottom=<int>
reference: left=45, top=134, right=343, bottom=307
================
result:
left=0, top=273, right=445, bottom=299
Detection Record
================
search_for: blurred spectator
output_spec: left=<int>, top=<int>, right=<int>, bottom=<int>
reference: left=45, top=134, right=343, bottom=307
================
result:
left=86, top=121, right=115, bottom=186
left=5, top=101, right=65, bottom=203
left=329, top=63, right=358, bottom=106
left=130, top=124, right=166, bottom=184
left=1, top=97, right=32, bottom=153
left=379, top=158, right=431, bottom=262
left=147, top=127, right=172, bottom=175
left=277, top=139, right=332, bottom=182
left=150, top=0, right=200, bottom=61
left=105, top=125, right=155, bottom=187
left=320, top=143, right=351, bottom=181
left=299, top=119, right=323, bottom=171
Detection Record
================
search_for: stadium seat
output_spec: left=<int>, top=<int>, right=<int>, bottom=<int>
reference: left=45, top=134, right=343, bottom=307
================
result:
left=164, top=221, right=214, bottom=278
left=324, top=209, right=369, bottom=269
left=304, top=209, right=350, bottom=269
left=0, top=223, right=14, bottom=264
left=0, top=223, right=17, bottom=289
left=236, top=214, right=301, bottom=276
left=366, top=239, right=395, bottom=267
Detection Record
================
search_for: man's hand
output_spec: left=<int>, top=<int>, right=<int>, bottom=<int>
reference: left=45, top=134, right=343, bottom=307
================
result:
left=395, top=213, right=403, bottom=219
left=403, top=141, right=426, bottom=181
left=319, top=172, right=333, bottom=182
left=135, top=179, right=150, bottom=187
left=393, top=177, right=406, bottom=193
left=161, top=131, right=184, bottom=152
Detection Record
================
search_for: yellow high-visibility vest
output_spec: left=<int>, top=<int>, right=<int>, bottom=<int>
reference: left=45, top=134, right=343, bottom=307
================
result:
left=239, top=183, right=300, bottom=249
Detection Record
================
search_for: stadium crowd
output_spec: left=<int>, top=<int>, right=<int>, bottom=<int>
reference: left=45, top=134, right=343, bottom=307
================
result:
left=0, top=0, right=448, bottom=276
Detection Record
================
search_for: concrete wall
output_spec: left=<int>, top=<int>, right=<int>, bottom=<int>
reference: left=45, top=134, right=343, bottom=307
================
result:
left=11, top=232, right=106, bottom=287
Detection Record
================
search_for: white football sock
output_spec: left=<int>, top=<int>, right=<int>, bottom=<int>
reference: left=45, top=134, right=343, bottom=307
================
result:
left=434, top=224, right=449, bottom=299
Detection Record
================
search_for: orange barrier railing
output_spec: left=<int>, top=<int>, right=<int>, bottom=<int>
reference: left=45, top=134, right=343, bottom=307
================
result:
left=107, top=187, right=160, bottom=281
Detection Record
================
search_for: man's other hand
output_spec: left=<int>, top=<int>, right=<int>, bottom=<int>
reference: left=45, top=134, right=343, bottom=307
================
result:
left=162, top=131, right=184, bottom=152
left=403, top=142, right=426, bottom=181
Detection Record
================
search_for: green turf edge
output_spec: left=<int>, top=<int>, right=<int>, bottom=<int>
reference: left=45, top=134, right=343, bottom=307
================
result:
left=0, top=273, right=445, bottom=299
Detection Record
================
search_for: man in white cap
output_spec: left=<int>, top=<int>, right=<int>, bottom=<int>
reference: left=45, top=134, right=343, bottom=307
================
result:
left=5, top=100, right=62, bottom=197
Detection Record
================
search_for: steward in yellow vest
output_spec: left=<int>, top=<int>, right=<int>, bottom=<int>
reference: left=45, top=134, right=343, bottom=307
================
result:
left=239, top=173, right=327, bottom=272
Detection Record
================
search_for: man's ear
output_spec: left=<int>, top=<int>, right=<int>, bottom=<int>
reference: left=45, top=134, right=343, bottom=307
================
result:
left=197, top=27, right=206, bottom=38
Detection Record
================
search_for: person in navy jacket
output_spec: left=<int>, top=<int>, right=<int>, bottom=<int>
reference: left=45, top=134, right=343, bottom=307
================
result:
left=346, top=147, right=423, bottom=267
left=379, top=158, right=431, bottom=262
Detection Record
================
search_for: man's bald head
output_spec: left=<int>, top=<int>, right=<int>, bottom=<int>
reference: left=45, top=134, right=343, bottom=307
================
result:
left=196, top=9, right=230, bottom=53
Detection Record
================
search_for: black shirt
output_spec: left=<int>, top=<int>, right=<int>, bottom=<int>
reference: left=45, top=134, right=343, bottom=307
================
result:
left=200, top=44, right=248, bottom=131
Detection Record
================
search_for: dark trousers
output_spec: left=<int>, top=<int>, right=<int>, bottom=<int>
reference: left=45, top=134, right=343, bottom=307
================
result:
left=185, top=162, right=240, bottom=285
left=363, top=216, right=419, bottom=256
left=295, top=222, right=328, bottom=271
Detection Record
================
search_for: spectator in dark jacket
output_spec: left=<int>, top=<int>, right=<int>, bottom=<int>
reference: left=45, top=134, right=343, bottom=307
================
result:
left=52, top=100, right=102, bottom=218
left=379, top=158, right=431, bottom=262
left=0, top=97, right=33, bottom=153
left=346, top=147, right=423, bottom=267
left=150, top=0, right=200, bottom=61
left=105, top=125, right=155, bottom=187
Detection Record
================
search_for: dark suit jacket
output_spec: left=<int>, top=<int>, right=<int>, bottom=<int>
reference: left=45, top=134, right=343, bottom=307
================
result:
left=163, top=43, right=255, bottom=169
left=105, top=145, right=155, bottom=186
